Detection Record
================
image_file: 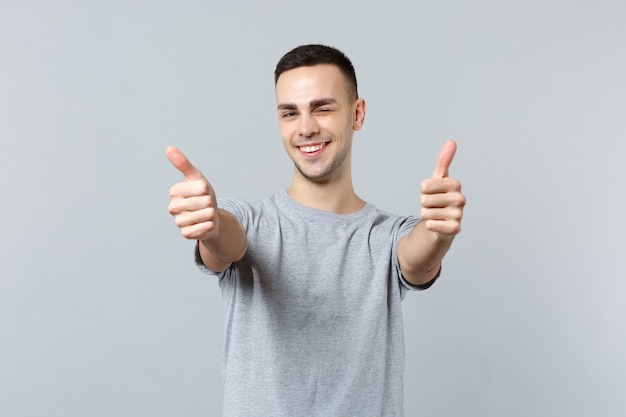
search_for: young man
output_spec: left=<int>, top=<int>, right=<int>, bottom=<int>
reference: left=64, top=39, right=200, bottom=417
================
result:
left=167, top=45, right=465, bottom=416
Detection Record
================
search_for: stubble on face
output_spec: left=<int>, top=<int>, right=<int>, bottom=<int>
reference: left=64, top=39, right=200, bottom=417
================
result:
left=276, top=65, right=357, bottom=185
left=291, top=134, right=351, bottom=184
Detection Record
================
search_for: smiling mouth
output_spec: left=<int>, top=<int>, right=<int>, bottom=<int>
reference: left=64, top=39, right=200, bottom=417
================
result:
left=298, top=142, right=328, bottom=153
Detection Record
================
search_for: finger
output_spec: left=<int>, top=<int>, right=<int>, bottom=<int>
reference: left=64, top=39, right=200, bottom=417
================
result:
left=424, top=219, right=462, bottom=237
left=173, top=207, right=217, bottom=228
left=421, top=206, right=464, bottom=222
left=179, top=221, right=217, bottom=240
left=432, top=140, right=457, bottom=179
left=421, top=192, right=465, bottom=209
left=166, top=146, right=205, bottom=181
left=169, top=180, right=212, bottom=199
left=421, top=177, right=462, bottom=194
left=168, top=195, right=213, bottom=215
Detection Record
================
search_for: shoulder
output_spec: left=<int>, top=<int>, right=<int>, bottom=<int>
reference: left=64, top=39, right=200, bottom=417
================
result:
left=367, top=205, right=420, bottom=232
left=218, top=192, right=283, bottom=225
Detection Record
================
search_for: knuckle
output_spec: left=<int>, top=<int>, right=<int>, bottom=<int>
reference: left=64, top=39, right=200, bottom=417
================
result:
left=198, top=180, right=210, bottom=195
left=168, top=199, right=181, bottom=215
left=174, top=215, right=186, bottom=228
left=181, top=228, right=195, bottom=240
left=451, top=193, right=466, bottom=207
left=168, top=184, right=180, bottom=198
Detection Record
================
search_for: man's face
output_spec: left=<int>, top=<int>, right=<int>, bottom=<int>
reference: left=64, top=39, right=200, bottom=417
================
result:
left=275, top=64, right=365, bottom=184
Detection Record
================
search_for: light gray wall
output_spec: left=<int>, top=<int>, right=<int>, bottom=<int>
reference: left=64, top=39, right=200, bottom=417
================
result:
left=1, top=1, right=625, bottom=416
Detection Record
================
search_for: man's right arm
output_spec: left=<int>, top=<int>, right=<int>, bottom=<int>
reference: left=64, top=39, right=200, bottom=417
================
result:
left=166, top=146, right=248, bottom=273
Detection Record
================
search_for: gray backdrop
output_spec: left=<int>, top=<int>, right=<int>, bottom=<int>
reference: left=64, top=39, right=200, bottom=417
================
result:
left=1, top=1, right=625, bottom=416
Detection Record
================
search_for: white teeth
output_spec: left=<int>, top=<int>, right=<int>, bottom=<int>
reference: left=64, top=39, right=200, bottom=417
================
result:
left=300, top=143, right=326, bottom=153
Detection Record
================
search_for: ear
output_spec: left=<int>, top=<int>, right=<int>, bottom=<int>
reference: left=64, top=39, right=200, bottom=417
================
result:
left=352, top=98, right=366, bottom=131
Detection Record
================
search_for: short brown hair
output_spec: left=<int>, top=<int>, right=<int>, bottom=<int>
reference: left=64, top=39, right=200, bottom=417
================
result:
left=274, top=44, right=358, bottom=100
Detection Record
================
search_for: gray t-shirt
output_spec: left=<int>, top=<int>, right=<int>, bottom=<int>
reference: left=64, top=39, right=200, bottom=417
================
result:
left=196, top=189, right=431, bottom=416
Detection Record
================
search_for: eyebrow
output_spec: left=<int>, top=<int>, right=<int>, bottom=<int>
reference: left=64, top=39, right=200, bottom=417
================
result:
left=277, top=98, right=338, bottom=111
left=277, top=103, right=297, bottom=111
left=310, top=98, right=337, bottom=108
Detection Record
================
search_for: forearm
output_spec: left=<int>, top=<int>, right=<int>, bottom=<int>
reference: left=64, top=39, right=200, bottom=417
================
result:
left=397, top=221, right=454, bottom=286
left=198, top=209, right=248, bottom=272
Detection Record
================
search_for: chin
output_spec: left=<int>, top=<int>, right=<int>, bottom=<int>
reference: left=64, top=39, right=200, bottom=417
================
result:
left=298, top=167, right=338, bottom=184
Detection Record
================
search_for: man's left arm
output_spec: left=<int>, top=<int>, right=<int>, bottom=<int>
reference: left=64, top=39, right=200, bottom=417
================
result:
left=397, top=140, right=466, bottom=287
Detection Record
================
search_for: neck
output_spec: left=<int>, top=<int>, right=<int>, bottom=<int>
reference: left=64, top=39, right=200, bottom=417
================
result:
left=286, top=171, right=364, bottom=214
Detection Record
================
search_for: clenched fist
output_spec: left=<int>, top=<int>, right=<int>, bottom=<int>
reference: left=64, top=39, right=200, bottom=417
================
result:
left=166, top=146, right=221, bottom=241
left=420, top=140, right=466, bottom=239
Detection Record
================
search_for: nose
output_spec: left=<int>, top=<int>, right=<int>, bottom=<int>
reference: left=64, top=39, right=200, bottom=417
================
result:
left=298, top=114, right=320, bottom=138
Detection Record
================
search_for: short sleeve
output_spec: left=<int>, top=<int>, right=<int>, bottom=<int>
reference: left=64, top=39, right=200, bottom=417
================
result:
left=193, top=197, right=249, bottom=276
left=393, top=216, right=440, bottom=295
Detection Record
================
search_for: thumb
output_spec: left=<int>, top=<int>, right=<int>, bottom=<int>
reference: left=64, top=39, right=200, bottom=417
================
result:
left=165, top=146, right=205, bottom=181
left=432, top=140, right=457, bottom=179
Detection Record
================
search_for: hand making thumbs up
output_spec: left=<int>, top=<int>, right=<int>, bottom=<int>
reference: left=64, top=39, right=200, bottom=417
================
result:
left=420, top=140, right=466, bottom=239
left=166, top=146, right=221, bottom=241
